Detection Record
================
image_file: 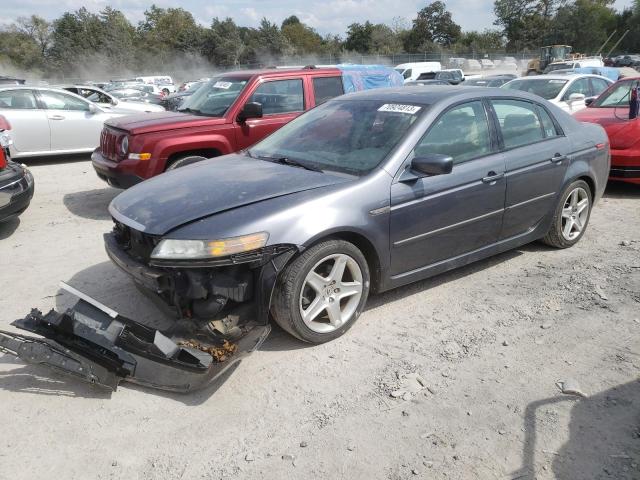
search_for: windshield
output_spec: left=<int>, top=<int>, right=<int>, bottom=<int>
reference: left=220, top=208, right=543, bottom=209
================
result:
left=592, top=80, right=638, bottom=107
left=502, top=78, right=568, bottom=100
left=248, top=99, right=423, bottom=176
left=179, top=77, right=249, bottom=116
left=545, top=62, right=573, bottom=73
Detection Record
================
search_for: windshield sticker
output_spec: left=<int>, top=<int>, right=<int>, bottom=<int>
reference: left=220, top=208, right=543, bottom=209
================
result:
left=213, top=81, right=232, bottom=89
left=378, top=104, right=422, bottom=114
left=549, top=80, right=566, bottom=84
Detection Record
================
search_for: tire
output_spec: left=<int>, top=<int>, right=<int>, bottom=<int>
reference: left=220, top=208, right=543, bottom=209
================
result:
left=542, top=179, right=592, bottom=248
left=162, top=88, right=170, bottom=96
left=271, top=240, right=370, bottom=343
left=166, top=155, right=208, bottom=170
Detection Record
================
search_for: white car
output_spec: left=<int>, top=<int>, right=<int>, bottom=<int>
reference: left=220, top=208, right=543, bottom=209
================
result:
left=62, top=85, right=165, bottom=113
left=395, top=62, right=442, bottom=83
left=0, top=86, right=137, bottom=158
left=501, top=74, right=613, bottom=113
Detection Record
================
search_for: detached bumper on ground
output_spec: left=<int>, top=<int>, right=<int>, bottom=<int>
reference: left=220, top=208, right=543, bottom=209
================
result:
left=0, top=283, right=270, bottom=392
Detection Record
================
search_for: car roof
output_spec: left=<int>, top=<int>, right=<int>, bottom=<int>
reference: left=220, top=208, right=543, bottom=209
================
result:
left=338, top=86, right=552, bottom=106
left=510, top=74, right=604, bottom=81
left=219, top=67, right=341, bottom=79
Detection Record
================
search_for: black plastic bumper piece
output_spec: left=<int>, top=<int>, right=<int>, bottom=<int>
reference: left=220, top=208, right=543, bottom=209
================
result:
left=0, top=285, right=270, bottom=392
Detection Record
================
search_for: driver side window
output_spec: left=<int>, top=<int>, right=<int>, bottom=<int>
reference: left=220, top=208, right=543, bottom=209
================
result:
left=249, top=79, right=304, bottom=115
left=413, top=101, right=491, bottom=164
left=563, top=79, right=590, bottom=100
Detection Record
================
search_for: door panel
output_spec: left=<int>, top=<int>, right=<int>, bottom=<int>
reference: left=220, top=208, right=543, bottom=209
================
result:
left=0, top=89, right=50, bottom=154
left=234, top=78, right=305, bottom=150
left=491, top=99, right=571, bottom=239
left=38, top=90, right=104, bottom=151
left=390, top=154, right=506, bottom=276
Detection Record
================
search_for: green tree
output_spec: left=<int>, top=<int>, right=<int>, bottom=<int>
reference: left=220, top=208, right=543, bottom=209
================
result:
left=282, top=18, right=324, bottom=54
left=405, top=1, right=462, bottom=51
left=455, top=29, right=506, bottom=52
left=204, top=17, right=245, bottom=66
left=344, top=21, right=375, bottom=52
left=551, top=0, right=616, bottom=53
left=493, top=0, right=563, bottom=49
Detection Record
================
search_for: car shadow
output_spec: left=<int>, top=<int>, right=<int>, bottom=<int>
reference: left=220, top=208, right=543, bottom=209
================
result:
left=604, top=180, right=640, bottom=199
left=512, top=379, right=640, bottom=479
left=63, top=188, right=120, bottom=221
left=0, top=217, right=20, bottom=240
left=18, top=153, right=91, bottom=166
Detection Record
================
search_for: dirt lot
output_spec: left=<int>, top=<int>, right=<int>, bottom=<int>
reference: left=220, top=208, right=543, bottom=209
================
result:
left=0, top=157, right=638, bottom=480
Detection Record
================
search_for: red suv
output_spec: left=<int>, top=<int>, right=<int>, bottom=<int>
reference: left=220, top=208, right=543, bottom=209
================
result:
left=92, top=66, right=402, bottom=188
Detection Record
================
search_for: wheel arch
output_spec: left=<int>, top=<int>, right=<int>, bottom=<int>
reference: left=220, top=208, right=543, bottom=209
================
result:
left=301, top=230, right=384, bottom=295
left=166, top=148, right=223, bottom=170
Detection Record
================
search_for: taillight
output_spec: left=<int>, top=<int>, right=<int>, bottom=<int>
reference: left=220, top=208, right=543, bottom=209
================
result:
left=0, top=148, right=7, bottom=169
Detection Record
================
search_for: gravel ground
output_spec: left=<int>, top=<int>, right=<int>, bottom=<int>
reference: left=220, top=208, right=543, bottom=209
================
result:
left=0, top=157, right=639, bottom=480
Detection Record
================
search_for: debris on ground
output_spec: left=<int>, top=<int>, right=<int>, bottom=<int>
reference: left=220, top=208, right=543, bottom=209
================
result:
left=556, top=379, right=587, bottom=397
left=390, top=372, right=426, bottom=399
left=179, top=339, right=237, bottom=362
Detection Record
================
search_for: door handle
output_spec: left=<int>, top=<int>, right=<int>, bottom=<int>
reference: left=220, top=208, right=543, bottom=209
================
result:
left=48, top=115, right=65, bottom=120
left=482, top=171, right=504, bottom=184
left=550, top=154, right=567, bottom=163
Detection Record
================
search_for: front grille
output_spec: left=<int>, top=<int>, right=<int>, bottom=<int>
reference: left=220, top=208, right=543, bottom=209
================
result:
left=100, top=127, right=124, bottom=162
left=113, top=221, right=158, bottom=262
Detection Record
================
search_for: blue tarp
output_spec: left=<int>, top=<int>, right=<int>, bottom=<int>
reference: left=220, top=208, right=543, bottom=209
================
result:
left=336, top=64, right=404, bottom=93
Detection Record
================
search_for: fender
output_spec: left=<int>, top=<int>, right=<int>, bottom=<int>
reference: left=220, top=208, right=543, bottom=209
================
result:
left=150, top=131, right=236, bottom=174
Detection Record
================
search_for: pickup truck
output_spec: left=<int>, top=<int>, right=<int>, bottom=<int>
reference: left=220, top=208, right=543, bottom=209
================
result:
left=92, top=66, right=403, bottom=188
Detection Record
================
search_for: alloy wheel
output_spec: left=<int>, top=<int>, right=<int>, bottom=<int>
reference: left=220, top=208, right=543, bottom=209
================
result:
left=299, top=253, right=363, bottom=333
left=561, top=187, right=589, bottom=241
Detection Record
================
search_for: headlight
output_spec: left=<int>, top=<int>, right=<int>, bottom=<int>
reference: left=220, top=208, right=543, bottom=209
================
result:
left=120, top=136, right=129, bottom=156
left=151, top=232, right=269, bottom=260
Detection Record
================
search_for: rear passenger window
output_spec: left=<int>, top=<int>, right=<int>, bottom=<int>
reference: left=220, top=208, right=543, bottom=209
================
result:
left=491, top=99, right=544, bottom=149
left=413, top=100, right=491, bottom=164
left=312, top=77, right=344, bottom=105
left=536, top=106, right=559, bottom=138
left=250, top=79, right=304, bottom=115
left=0, top=90, right=38, bottom=109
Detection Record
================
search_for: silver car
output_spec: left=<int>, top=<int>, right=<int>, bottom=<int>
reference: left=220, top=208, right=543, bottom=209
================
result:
left=62, top=85, right=165, bottom=113
left=0, top=86, right=139, bottom=158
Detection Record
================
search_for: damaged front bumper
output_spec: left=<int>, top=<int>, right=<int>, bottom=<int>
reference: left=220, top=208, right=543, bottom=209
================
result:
left=0, top=283, right=270, bottom=392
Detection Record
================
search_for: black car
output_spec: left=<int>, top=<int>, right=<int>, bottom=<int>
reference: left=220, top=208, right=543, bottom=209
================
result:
left=106, top=87, right=609, bottom=345
left=416, top=70, right=464, bottom=85
left=0, top=122, right=34, bottom=222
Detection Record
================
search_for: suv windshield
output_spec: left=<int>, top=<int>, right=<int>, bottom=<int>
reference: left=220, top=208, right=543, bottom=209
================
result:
left=502, top=78, right=568, bottom=100
left=592, top=80, right=637, bottom=107
left=179, top=77, right=249, bottom=116
left=248, top=99, right=424, bottom=176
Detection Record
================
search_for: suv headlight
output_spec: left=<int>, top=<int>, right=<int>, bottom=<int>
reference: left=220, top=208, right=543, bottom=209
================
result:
left=151, top=232, right=269, bottom=260
left=120, top=136, right=129, bottom=156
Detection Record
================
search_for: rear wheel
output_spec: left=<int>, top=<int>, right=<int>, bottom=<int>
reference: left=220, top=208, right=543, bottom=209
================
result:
left=166, top=155, right=208, bottom=170
left=542, top=180, right=592, bottom=248
left=271, top=240, right=370, bottom=343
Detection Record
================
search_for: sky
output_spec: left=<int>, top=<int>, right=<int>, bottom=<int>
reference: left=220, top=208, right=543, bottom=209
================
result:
left=2, top=0, right=636, bottom=35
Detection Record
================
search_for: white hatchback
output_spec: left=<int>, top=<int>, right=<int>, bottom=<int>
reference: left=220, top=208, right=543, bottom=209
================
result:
left=501, top=74, right=613, bottom=113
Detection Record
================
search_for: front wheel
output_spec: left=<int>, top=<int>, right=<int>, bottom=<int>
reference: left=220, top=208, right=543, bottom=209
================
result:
left=271, top=240, right=370, bottom=343
left=542, top=180, right=592, bottom=248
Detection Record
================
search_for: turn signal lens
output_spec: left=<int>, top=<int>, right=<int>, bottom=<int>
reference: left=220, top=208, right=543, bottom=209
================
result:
left=208, top=233, right=269, bottom=257
left=128, top=153, right=152, bottom=160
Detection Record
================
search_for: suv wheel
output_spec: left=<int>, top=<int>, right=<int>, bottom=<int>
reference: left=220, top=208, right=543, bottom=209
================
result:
left=166, top=155, right=208, bottom=170
left=271, top=240, right=370, bottom=343
left=542, top=179, right=592, bottom=248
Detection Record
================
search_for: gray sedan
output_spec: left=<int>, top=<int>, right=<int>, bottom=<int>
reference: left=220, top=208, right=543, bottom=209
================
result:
left=106, top=87, right=610, bottom=344
left=0, top=86, right=138, bottom=158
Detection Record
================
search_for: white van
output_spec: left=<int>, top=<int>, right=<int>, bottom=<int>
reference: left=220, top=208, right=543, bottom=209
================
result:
left=395, top=62, right=442, bottom=83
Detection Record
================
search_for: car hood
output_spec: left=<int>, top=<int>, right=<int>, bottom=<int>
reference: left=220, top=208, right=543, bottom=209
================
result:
left=105, top=111, right=226, bottom=135
left=109, top=154, right=352, bottom=236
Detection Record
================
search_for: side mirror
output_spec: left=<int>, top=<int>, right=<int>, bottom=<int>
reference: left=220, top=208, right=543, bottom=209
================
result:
left=584, top=97, right=595, bottom=106
left=411, top=154, right=453, bottom=176
left=568, top=93, right=586, bottom=103
left=111, top=98, right=119, bottom=106
left=88, top=103, right=100, bottom=114
left=238, top=102, right=263, bottom=122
